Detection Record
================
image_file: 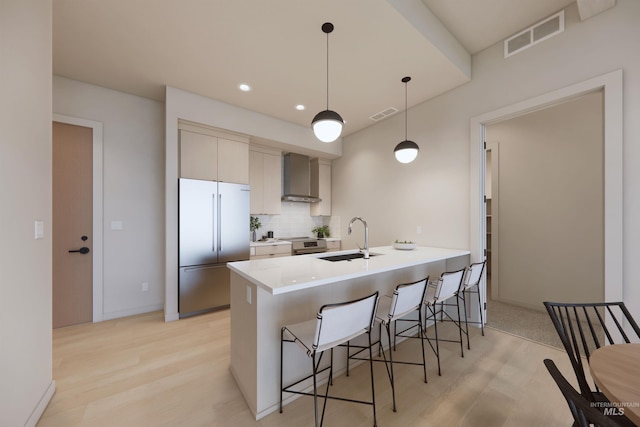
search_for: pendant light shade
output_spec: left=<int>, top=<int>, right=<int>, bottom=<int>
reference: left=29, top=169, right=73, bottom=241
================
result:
left=312, top=22, right=343, bottom=143
left=394, top=139, right=419, bottom=163
left=312, top=109, right=343, bottom=143
left=394, top=76, right=419, bottom=163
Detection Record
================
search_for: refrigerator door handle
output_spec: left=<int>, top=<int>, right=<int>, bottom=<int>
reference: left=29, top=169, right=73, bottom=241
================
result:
left=218, top=193, right=223, bottom=252
left=182, top=265, right=222, bottom=272
left=212, top=193, right=217, bottom=254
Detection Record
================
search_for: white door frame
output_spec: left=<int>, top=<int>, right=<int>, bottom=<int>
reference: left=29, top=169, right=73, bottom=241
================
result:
left=485, top=142, right=500, bottom=301
left=470, top=69, right=623, bottom=319
left=53, top=114, right=104, bottom=322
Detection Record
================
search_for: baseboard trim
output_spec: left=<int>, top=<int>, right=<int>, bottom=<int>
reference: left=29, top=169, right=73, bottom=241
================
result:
left=26, top=380, right=55, bottom=427
left=101, top=304, right=164, bottom=321
left=492, top=297, right=545, bottom=313
left=164, top=311, right=179, bottom=322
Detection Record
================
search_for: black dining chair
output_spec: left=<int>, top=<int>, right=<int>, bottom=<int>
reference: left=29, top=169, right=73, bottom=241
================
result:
left=544, top=301, right=640, bottom=427
left=544, top=359, right=622, bottom=427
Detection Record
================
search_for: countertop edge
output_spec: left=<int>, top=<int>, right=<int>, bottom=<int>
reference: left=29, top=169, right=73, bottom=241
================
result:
left=229, top=246, right=470, bottom=296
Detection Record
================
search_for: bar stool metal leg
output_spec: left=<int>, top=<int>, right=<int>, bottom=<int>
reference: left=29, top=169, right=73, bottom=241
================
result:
left=280, top=292, right=379, bottom=427
left=477, top=287, right=485, bottom=336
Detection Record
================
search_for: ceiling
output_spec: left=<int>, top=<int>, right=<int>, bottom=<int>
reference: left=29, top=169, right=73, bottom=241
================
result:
left=53, top=0, right=575, bottom=139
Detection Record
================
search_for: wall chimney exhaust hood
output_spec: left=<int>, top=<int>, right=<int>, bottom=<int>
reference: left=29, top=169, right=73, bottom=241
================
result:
left=282, top=153, right=322, bottom=203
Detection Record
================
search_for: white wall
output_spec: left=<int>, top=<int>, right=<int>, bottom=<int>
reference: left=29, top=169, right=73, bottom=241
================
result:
left=334, top=0, right=640, bottom=316
left=0, top=0, right=55, bottom=425
left=487, top=91, right=604, bottom=309
left=333, top=76, right=469, bottom=251
left=53, top=77, right=165, bottom=319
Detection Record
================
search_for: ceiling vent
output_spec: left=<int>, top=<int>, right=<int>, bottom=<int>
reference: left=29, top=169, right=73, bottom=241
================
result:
left=504, top=10, right=565, bottom=58
left=369, top=107, right=398, bottom=122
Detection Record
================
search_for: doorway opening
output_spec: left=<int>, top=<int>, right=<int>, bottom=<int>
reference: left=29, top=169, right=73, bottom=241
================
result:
left=470, top=70, right=623, bottom=337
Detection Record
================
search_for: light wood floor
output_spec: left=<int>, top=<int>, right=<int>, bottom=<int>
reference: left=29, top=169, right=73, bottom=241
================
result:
left=38, top=309, right=576, bottom=427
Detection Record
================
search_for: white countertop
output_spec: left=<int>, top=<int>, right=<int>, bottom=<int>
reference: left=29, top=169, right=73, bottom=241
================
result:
left=228, top=246, right=470, bottom=295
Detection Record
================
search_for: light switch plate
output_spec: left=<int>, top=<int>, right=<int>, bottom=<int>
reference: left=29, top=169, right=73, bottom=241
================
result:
left=34, top=221, right=44, bottom=239
left=111, top=220, right=123, bottom=231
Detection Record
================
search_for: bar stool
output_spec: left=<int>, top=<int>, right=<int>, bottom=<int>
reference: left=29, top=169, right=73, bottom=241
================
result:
left=423, top=268, right=466, bottom=375
left=458, top=260, right=486, bottom=349
left=280, top=291, right=379, bottom=427
left=377, top=278, right=429, bottom=411
left=344, top=278, right=429, bottom=412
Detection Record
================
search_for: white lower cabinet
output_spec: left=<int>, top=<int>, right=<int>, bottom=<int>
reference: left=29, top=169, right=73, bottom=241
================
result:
left=250, top=244, right=291, bottom=260
left=326, top=240, right=341, bottom=252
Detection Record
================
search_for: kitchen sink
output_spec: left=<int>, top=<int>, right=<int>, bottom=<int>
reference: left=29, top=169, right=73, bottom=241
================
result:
left=318, top=252, right=380, bottom=262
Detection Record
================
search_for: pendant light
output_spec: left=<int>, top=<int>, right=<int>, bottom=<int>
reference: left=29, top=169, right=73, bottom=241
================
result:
left=311, top=22, right=344, bottom=143
left=394, top=76, right=419, bottom=163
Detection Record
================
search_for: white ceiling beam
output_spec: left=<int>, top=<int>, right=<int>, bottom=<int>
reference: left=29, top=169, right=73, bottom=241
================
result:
left=386, top=0, right=471, bottom=79
left=576, top=0, right=616, bottom=21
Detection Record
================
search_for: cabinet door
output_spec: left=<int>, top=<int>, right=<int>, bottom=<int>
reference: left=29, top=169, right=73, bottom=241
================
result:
left=249, top=150, right=264, bottom=214
left=310, top=158, right=331, bottom=216
left=262, top=152, right=282, bottom=214
left=326, top=240, right=341, bottom=252
left=180, top=130, right=218, bottom=180
left=218, top=138, right=249, bottom=184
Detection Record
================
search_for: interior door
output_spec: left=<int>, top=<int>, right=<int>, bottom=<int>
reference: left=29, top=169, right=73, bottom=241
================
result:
left=52, top=121, right=93, bottom=328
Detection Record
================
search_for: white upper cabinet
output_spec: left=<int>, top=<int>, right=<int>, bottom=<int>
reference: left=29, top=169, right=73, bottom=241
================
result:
left=179, top=123, right=249, bottom=184
left=249, top=150, right=264, bottom=212
left=310, top=158, right=331, bottom=216
left=179, top=130, right=218, bottom=181
left=249, top=146, right=282, bottom=215
left=217, top=137, right=249, bottom=184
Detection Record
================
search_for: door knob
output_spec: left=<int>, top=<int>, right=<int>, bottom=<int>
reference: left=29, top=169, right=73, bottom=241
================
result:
left=69, top=247, right=90, bottom=254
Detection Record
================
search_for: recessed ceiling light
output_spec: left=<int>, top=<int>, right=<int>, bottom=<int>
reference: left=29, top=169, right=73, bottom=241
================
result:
left=295, top=104, right=305, bottom=111
left=238, top=83, right=252, bottom=92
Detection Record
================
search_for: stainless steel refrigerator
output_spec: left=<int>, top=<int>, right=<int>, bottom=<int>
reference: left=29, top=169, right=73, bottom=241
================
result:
left=179, top=178, right=250, bottom=317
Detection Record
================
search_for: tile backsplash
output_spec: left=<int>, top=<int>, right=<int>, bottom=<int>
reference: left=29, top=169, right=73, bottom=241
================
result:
left=252, top=202, right=340, bottom=240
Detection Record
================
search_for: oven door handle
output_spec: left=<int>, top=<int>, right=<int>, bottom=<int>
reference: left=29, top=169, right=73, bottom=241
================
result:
left=293, top=250, right=328, bottom=255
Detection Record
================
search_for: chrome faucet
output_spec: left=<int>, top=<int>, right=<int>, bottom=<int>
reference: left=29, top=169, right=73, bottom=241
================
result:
left=348, top=216, right=369, bottom=259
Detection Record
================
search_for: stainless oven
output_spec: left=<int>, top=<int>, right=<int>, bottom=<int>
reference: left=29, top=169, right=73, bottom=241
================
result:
left=289, top=237, right=328, bottom=255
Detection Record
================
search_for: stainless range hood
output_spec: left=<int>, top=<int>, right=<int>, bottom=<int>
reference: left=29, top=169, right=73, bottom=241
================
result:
left=282, top=153, right=321, bottom=203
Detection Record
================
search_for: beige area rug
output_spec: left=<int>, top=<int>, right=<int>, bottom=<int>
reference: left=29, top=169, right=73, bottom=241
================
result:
left=485, top=298, right=564, bottom=349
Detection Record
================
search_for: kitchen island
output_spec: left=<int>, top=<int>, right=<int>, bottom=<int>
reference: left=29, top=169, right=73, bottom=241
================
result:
left=227, top=245, right=470, bottom=419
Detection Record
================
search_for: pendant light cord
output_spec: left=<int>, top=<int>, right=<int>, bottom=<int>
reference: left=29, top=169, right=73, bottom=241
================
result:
left=326, top=31, right=329, bottom=110
left=404, top=80, right=408, bottom=140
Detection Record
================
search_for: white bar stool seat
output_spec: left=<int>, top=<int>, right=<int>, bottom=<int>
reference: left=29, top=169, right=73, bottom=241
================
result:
left=280, top=291, right=380, bottom=427
left=423, top=268, right=466, bottom=376
left=374, top=277, right=428, bottom=412
left=458, top=260, right=487, bottom=349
